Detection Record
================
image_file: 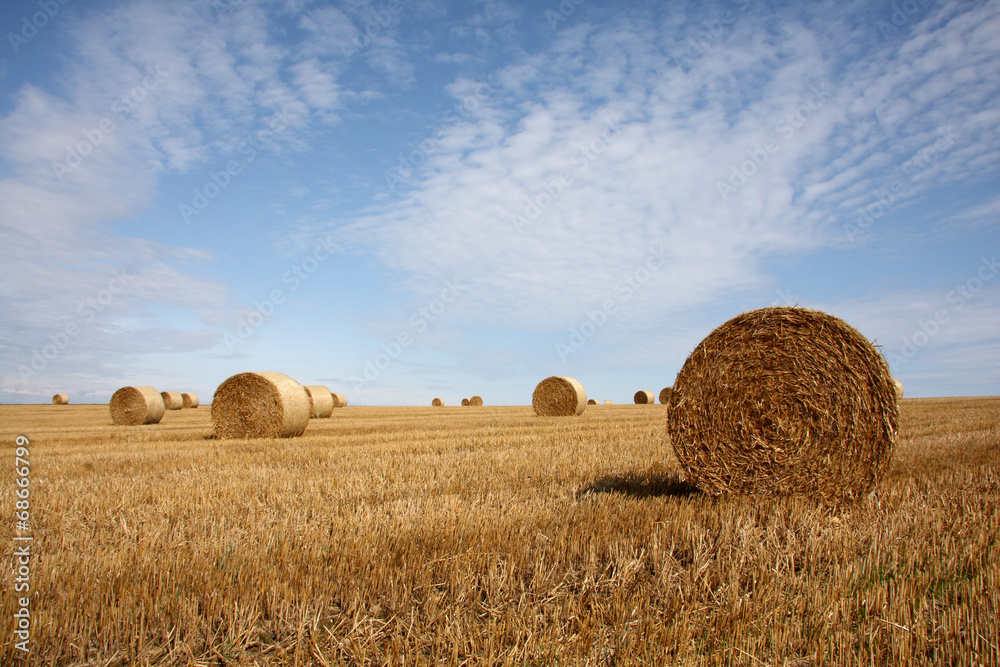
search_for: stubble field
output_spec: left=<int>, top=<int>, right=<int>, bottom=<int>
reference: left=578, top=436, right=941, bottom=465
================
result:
left=1, top=397, right=998, bottom=666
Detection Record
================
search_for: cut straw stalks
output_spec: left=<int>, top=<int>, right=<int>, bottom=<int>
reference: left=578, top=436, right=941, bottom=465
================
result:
left=211, top=371, right=311, bottom=439
left=667, top=306, right=898, bottom=501
left=110, top=386, right=165, bottom=425
left=532, top=376, right=587, bottom=416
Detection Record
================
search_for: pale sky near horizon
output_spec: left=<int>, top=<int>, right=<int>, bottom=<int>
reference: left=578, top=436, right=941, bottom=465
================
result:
left=1, top=0, right=998, bottom=406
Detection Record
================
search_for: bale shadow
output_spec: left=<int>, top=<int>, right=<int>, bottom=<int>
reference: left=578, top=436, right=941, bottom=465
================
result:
left=578, top=472, right=699, bottom=499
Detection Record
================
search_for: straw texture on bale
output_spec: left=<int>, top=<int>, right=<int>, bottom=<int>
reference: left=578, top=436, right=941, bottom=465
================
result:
left=304, top=385, right=334, bottom=419
left=212, top=371, right=311, bottom=439
left=667, top=306, right=898, bottom=500
left=659, top=387, right=673, bottom=404
left=160, top=391, right=183, bottom=410
left=110, top=386, right=165, bottom=426
left=331, top=393, right=347, bottom=408
left=634, top=390, right=655, bottom=404
left=532, top=376, right=587, bottom=416
left=587, top=399, right=598, bottom=405
left=52, top=393, right=68, bottom=405
left=893, top=379, right=904, bottom=399
left=461, top=398, right=470, bottom=406
left=432, top=398, right=444, bottom=407
left=469, top=395, right=483, bottom=406
left=181, top=392, right=199, bottom=408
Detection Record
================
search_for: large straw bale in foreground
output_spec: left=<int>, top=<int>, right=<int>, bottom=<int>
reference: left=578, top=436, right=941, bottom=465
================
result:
left=52, top=393, right=68, bottom=405
left=331, top=392, right=348, bottom=408
left=532, top=376, right=587, bottom=416
left=110, top=386, right=165, bottom=425
left=160, top=391, right=183, bottom=410
left=181, top=392, right=199, bottom=408
left=667, top=306, right=898, bottom=500
left=659, top=387, right=673, bottom=404
left=212, top=371, right=311, bottom=439
left=304, top=385, right=334, bottom=418
left=634, top=390, right=654, bottom=404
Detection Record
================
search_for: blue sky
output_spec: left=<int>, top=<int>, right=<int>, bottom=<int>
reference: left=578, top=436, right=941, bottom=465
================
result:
left=1, top=0, right=998, bottom=406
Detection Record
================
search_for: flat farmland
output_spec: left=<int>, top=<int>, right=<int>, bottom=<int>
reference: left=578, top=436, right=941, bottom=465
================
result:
left=1, top=398, right=997, bottom=666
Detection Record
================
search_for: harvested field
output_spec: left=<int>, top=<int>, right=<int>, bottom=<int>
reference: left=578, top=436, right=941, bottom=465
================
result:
left=0, top=397, right=997, bottom=665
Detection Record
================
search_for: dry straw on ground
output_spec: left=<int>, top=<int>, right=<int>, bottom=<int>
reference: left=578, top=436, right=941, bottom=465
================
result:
left=52, top=393, right=68, bottom=405
left=331, top=392, right=347, bottom=408
left=532, top=376, right=587, bottom=416
left=461, top=398, right=470, bottom=406
left=160, top=391, right=183, bottom=410
left=668, top=306, right=898, bottom=500
left=110, top=386, right=165, bottom=425
left=432, top=398, right=444, bottom=407
left=469, top=395, right=484, bottom=406
left=894, top=379, right=904, bottom=399
left=304, top=385, right=334, bottom=419
left=181, top=392, right=199, bottom=408
left=659, top=387, right=673, bottom=404
left=634, top=390, right=655, bottom=404
left=211, top=371, right=311, bottom=439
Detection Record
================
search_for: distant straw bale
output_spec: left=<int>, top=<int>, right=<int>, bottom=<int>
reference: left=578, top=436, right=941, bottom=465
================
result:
left=659, top=387, right=673, bottom=404
left=667, top=306, right=898, bottom=500
left=634, top=390, right=654, bottom=404
left=331, top=393, right=348, bottom=408
left=587, top=399, right=598, bottom=405
left=461, top=398, right=470, bottom=406
left=893, top=379, right=904, bottom=399
left=52, top=393, right=68, bottom=405
left=469, top=395, right=483, bottom=406
left=432, top=398, right=444, bottom=406
left=211, top=371, right=311, bottom=439
left=110, top=386, right=165, bottom=425
left=160, top=391, right=183, bottom=410
left=605, top=399, right=612, bottom=405
left=532, top=376, right=587, bottom=416
left=304, top=385, right=334, bottom=418
left=181, top=392, right=199, bottom=408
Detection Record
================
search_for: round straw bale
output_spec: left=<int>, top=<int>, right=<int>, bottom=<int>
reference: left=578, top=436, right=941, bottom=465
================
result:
left=532, top=376, right=587, bottom=416
left=304, top=385, right=334, bottom=418
left=432, top=398, right=444, bottom=406
left=181, top=392, right=199, bottom=408
left=211, top=371, right=311, bottom=439
left=893, top=379, right=904, bottom=399
left=469, top=395, right=483, bottom=406
left=634, top=390, right=654, bottom=404
left=667, top=306, right=898, bottom=500
left=52, top=393, right=68, bottom=405
left=587, top=399, right=598, bottom=405
left=110, top=386, right=165, bottom=425
left=605, top=399, right=612, bottom=405
left=331, top=392, right=347, bottom=408
left=160, top=391, right=183, bottom=410
left=659, top=387, right=673, bottom=404
left=461, top=398, right=470, bottom=406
